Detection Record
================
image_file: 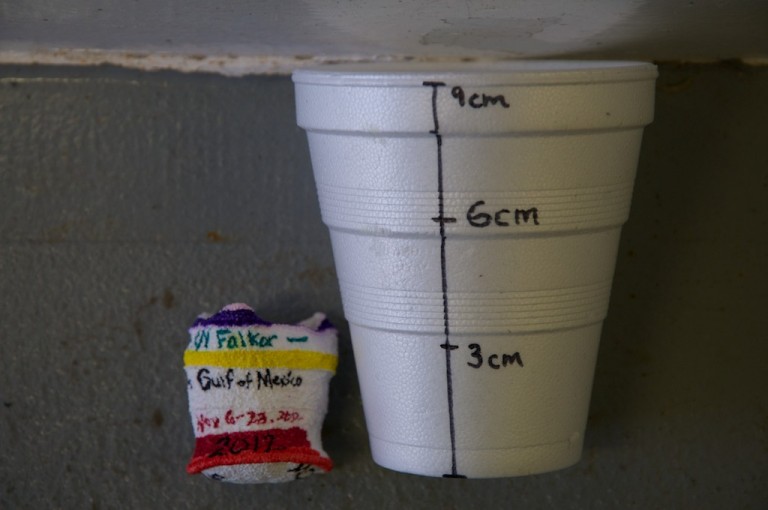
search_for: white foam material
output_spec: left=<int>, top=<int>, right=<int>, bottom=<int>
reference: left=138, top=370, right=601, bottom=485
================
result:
left=294, top=62, right=656, bottom=477
left=184, top=304, right=338, bottom=483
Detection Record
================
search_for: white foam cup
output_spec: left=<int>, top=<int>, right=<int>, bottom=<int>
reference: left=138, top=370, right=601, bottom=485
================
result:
left=293, top=61, right=657, bottom=478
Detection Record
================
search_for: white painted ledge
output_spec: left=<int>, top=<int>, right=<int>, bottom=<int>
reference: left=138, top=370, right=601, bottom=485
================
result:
left=2, top=0, right=767, bottom=75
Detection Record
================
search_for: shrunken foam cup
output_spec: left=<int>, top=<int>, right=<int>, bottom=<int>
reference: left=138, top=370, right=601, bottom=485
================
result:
left=294, top=61, right=657, bottom=478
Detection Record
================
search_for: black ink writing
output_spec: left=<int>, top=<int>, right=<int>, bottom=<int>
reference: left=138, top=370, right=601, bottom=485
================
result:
left=207, top=432, right=279, bottom=458
left=197, top=368, right=235, bottom=391
left=467, top=343, right=524, bottom=370
left=195, top=368, right=302, bottom=391
left=237, top=371, right=253, bottom=389
left=467, top=200, right=539, bottom=227
left=515, top=207, right=539, bottom=225
left=287, top=463, right=316, bottom=480
left=256, top=369, right=303, bottom=390
left=423, top=80, right=464, bottom=478
left=451, top=86, right=510, bottom=109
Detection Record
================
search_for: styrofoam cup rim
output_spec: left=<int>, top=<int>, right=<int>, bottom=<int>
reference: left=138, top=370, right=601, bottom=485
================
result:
left=292, top=60, right=657, bottom=87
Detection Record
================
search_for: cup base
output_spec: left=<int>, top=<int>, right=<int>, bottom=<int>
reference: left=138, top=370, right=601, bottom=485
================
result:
left=369, top=434, right=584, bottom=478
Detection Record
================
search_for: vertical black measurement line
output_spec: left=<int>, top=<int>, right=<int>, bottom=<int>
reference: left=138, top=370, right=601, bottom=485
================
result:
left=423, top=81, right=465, bottom=479
left=425, top=81, right=442, bottom=134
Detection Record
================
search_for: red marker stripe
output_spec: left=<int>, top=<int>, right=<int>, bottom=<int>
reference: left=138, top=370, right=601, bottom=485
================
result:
left=186, top=427, right=333, bottom=474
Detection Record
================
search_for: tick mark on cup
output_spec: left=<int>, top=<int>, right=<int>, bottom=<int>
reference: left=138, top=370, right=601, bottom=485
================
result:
left=431, top=216, right=457, bottom=225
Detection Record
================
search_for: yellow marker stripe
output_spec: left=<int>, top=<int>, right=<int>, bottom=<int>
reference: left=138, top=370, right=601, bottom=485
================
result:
left=184, top=349, right=337, bottom=372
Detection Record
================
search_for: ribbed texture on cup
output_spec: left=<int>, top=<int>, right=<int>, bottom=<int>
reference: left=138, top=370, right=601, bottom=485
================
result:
left=339, top=280, right=611, bottom=334
left=317, top=182, right=634, bottom=235
left=295, top=62, right=655, bottom=338
left=294, top=63, right=656, bottom=478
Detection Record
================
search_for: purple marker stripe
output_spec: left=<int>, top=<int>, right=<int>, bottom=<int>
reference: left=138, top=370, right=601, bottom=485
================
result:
left=316, top=317, right=335, bottom=332
left=192, top=308, right=272, bottom=328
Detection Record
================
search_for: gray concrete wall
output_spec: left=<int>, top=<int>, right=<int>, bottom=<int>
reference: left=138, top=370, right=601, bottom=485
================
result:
left=0, top=63, right=766, bottom=509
